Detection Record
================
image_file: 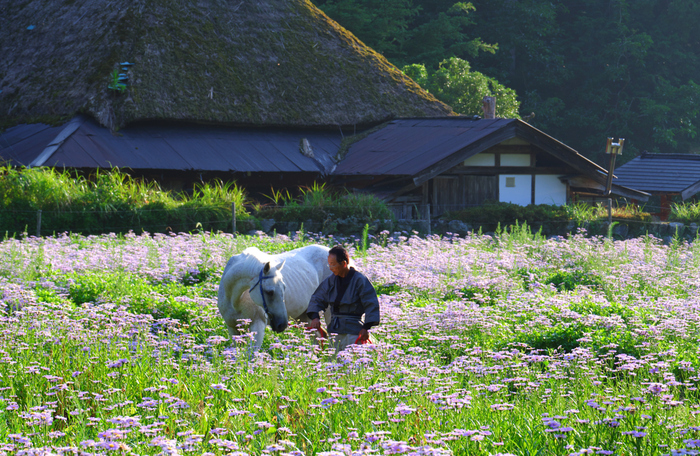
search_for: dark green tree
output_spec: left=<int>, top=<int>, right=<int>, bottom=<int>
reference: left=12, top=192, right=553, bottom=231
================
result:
left=317, top=0, right=700, bottom=160
left=400, top=2, right=497, bottom=68
left=469, top=0, right=700, bottom=161
left=315, top=0, right=420, bottom=63
left=315, top=0, right=497, bottom=68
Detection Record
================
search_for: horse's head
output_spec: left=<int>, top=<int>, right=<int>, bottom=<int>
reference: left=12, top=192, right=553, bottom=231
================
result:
left=249, top=260, right=288, bottom=333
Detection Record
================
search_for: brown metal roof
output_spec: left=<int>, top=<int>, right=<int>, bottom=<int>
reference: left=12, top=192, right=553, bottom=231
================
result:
left=334, top=117, right=650, bottom=201
left=614, top=153, right=700, bottom=192
left=0, top=116, right=341, bottom=174
left=335, top=118, right=517, bottom=175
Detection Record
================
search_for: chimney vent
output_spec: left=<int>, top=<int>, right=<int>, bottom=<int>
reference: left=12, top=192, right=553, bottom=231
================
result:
left=481, top=96, right=496, bottom=119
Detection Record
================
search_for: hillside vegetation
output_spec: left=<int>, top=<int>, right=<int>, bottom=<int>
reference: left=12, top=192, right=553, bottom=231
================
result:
left=316, top=0, right=700, bottom=162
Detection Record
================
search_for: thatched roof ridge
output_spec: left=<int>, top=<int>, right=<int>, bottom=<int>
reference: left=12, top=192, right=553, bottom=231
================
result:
left=0, top=0, right=454, bottom=130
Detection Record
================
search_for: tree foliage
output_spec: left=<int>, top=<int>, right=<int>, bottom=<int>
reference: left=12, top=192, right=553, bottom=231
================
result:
left=316, top=0, right=700, bottom=162
left=315, top=0, right=496, bottom=68
left=468, top=0, right=700, bottom=161
left=403, top=58, right=520, bottom=118
left=316, top=0, right=515, bottom=119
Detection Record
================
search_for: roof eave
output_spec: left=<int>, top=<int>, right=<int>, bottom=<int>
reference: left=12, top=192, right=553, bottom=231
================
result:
left=411, top=121, right=518, bottom=187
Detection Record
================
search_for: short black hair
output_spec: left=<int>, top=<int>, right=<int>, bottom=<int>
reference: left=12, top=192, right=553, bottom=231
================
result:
left=328, top=245, right=349, bottom=264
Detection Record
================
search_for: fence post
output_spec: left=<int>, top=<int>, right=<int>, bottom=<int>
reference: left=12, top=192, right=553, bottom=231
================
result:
left=426, top=204, right=431, bottom=236
left=36, top=210, right=42, bottom=237
left=232, top=203, right=237, bottom=234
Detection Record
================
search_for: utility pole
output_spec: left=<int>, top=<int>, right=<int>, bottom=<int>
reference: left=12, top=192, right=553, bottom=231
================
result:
left=604, top=137, right=625, bottom=225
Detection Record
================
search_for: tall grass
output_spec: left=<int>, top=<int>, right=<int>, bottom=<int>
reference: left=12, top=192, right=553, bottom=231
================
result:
left=0, top=167, right=250, bottom=236
left=255, top=182, right=394, bottom=226
left=3, top=231, right=700, bottom=454
left=445, top=201, right=652, bottom=227
left=671, top=201, right=700, bottom=223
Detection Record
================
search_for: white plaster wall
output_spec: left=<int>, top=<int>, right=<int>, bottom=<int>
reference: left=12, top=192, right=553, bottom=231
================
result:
left=500, top=154, right=531, bottom=166
left=535, top=175, right=567, bottom=205
left=499, top=175, right=532, bottom=206
left=463, top=153, right=495, bottom=166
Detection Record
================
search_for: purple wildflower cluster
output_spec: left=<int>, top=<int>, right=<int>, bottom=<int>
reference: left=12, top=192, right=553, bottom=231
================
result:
left=0, top=230, right=700, bottom=454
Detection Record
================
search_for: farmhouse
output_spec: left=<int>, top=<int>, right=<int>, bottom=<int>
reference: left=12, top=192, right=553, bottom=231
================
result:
left=1, top=0, right=648, bottom=210
left=0, top=115, right=344, bottom=192
left=332, top=117, right=649, bottom=217
left=613, top=152, right=700, bottom=218
left=0, top=0, right=452, bottom=192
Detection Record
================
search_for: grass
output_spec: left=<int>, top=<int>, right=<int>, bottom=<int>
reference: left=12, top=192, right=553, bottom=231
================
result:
left=0, top=166, right=252, bottom=236
left=2, top=229, right=700, bottom=454
left=254, top=182, right=395, bottom=232
left=443, top=201, right=653, bottom=227
left=0, top=168, right=397, bottom=237
left=671, top=201, right=700, bottom=223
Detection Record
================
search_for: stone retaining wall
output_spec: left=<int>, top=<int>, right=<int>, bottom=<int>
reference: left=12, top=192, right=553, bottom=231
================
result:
left=240, top=217, right=699, bottom=242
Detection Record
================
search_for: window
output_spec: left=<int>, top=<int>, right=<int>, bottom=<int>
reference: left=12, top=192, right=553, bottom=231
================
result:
left=505, top=177, right=516, bottom=187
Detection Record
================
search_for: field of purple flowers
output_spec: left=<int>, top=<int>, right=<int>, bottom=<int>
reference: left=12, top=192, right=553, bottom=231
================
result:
left=1, top=228, right=700, bottom=456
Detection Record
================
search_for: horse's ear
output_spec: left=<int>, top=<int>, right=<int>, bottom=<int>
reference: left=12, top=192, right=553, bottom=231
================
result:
left=263, top=262, right=271, bottom=274
left=276, top=259, right=286, bottom=272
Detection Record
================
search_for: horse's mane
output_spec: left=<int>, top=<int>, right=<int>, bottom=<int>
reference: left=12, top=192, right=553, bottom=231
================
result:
left=225, top=247, right=273, bottom=278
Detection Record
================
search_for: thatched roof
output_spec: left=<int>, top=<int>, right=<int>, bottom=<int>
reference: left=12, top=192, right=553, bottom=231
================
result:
left=0, top=0, right=454, bottom=131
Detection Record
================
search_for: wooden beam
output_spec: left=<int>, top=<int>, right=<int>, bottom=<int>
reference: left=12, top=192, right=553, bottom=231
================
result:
left=567, top=176, right=603, bottom=190
left=487, top=145, right=532, bottom=155
left=495, top=175, right=500, bottom=202
left=514, top=122, right=609, bottom=185
left=412, top=125, right=517, bottom=187
left=449, top=166, right=571, bottom=175
left=565, top=175, right=650, bottom=201
left=421, top=182, right=429, bottom=206
left=30, top=116, right=85, bottom=167
left=390, top=181, right=420, bottom=200
left=681, top=180, right=700, bottom=200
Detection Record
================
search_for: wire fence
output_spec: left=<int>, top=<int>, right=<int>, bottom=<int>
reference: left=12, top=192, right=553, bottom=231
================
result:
left=1, top=201, right=698, bottom=238
left=1, top=208, right=235, bottom=237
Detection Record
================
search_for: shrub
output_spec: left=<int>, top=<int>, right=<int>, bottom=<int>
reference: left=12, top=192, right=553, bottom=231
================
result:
left=545, top=270, right=604, bottom=292
left=443, top=201, right=651, bottom=227
left=254, top=182, right=395, bottom=228
left=0, top=167, right=251, bottom=236
left=443, top=202, right=568, bottom=226
left=671, top=202, right=700, bottom=223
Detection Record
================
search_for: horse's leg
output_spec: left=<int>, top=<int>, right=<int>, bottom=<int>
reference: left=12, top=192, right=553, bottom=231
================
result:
left=249, top=317, right=267, bottom=351
left=225, top=322, right=240, bottom=339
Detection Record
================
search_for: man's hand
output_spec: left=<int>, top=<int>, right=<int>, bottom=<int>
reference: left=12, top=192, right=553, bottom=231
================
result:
left=307, top=318, right=321, bottom=331
left=357, top=328, right=370, bottom=342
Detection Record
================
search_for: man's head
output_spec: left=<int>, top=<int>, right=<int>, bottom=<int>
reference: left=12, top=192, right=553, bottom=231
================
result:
left=328, top=245, right=350, bottom=277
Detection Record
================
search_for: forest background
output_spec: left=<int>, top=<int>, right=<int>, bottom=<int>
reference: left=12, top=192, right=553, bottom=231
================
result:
left=314, top=0, right=700, bottom=166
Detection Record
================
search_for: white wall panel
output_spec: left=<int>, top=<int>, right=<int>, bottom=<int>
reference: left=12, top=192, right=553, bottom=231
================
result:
left=463, top=153, right=495, bottom=166
left=500, top=154, right=531, bottom=166
left=499, top=175, right=532, bottom=206
left=535, top=175, right=567, bottom=205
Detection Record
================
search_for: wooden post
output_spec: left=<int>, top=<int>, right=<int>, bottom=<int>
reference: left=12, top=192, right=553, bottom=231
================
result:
left=36, top=210, right=42, bottom=237
left=607, top=198, right=612, bottom=225
left=660, top=194, right=671, bottom=221
left=232, top=202, right=237, bottom=234
left=481, top=96, right=496, bottom=119
left=426, top=204, right=431, bottom=236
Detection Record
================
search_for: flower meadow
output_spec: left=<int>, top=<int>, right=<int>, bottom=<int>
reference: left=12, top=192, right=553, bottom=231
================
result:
left=2, top=229, right=700, bottom=456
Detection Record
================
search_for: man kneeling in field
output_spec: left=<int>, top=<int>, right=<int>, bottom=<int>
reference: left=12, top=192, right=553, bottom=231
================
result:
left=306, top=245, right=380, bottom=353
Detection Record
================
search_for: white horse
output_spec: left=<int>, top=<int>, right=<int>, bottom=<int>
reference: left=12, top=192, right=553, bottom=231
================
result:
left=217, top=244, right=332, bottom=350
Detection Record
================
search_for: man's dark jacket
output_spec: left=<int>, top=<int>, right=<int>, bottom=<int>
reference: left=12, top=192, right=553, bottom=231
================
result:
left=306, top=268, right=380, bottom=335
